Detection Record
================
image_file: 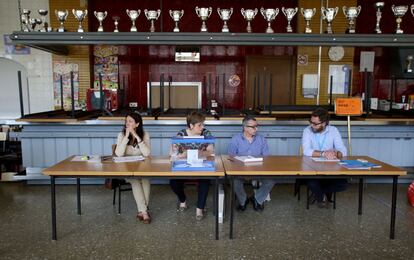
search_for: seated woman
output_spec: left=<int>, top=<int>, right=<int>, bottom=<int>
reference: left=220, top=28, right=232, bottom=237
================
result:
left=170, top=111, right=214, bottom=220
left=115, top=112, right=151, bottom=223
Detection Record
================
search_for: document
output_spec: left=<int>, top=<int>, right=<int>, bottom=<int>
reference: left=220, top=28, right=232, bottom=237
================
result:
left=311, top=157, right=340, bottom=162
left=113, top=156, right=145, bottom=163
left=234, top=156, right=263, bottom=163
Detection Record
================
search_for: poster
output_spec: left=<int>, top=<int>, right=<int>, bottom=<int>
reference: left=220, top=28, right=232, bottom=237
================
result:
left=93, top=45, right=119, bottom=90
left=53, top=62, right=79, bottom=110
left=328, top=65, right=350, bottom=95
left=3, top=34, right=30, bottom=55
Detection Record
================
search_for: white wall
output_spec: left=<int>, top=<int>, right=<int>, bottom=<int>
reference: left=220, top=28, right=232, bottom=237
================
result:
left=0, top=0, right=53, bottom=118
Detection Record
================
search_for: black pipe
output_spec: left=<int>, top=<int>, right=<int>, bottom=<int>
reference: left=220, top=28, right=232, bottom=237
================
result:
left=148, top=73, right=152, bottom=115
left=363, top=69, right=369, bottom=113
left=253, top=76, right=256, bottom=109
left=222, top=73, right=225, bottom=116
left=329, top=75, right=333, bottom=110
left=70, top=71, right=75, bottom=118
left=160, top=73, right=164, bottom=113
left=390, top=75, right=396, bottom=110
left=347, top=69, right=352, bottom=97
left=99, top=72, right=104, bottom=111
left=26, top=77, right=31, bottom=114
left=60, top=75, right=64, bottom=109
left=168, top=75, right=172, bottom=110
left=208, top=74, right=212, bottom=111
left=269, top=74, right=273, bottom=115
left=257, top=73, right=261, bottom=109
left=17, top=71, right=24, bottom=118
left=263, top=72, right=267, bottom=111
left=367, top=71, right=372, bottom=115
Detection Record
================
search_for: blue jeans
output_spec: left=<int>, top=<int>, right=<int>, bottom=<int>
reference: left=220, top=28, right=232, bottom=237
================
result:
left=307, top=179, right=348, bottom=202
left=234, top=178, right=276, bottom=205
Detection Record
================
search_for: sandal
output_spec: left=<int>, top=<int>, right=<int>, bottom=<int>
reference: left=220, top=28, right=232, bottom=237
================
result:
left=142, top=212, right=151, bottom=224
left=177, top=202, right=188, bottom=212
left=136, top=212, right=144, bottom=221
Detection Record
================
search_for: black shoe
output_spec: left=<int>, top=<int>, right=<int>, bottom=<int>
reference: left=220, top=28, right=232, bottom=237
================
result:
left=251, top=196, right=264, bottom=212
left=236, top=198, right=249, bottom=211
left=325, top=193, right=334, bottom=203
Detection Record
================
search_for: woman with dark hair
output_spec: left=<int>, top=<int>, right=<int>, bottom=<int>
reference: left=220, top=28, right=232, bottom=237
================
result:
left=115, top=112, right=151, bottom=223
left=169, top=111, right=214, bottom=220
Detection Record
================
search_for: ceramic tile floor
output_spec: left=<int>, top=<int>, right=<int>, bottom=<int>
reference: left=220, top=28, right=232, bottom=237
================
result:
left=0, top=182, right=413, bottom=259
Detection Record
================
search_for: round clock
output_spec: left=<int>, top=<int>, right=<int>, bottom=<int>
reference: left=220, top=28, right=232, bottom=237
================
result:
left=328, top=46, right=345, bottom=61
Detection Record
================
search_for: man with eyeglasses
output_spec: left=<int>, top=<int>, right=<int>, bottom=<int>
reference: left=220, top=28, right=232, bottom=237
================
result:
left=228, top=116, right=276, bottom=212
left=302, top=107, right=348, bottom=208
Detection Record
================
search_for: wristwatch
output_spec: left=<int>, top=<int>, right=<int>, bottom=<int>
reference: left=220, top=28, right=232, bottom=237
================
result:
left=320, top=151, right=325, bottom=157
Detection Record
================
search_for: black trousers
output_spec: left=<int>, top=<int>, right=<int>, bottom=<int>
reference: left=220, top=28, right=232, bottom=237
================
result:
left=307, top=179, right=348, bottom=202
left=169, top=179, right=210, bottom=209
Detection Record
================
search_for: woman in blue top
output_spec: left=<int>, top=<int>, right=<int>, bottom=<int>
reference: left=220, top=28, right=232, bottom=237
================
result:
left=169, top=111, right=213, bottom=220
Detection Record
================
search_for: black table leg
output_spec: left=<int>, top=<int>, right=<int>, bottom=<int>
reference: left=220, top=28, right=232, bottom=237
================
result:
left=358, top=178, right=363, bottom=215
left=77, top=178, right=81, bottom=215
left=215, top=178, right=219, bottom=240
left=229, top=176, right=235, bottom=239
left=51, top=176, right=57, bottom=240
left=390, top=176, right=398, bottom=239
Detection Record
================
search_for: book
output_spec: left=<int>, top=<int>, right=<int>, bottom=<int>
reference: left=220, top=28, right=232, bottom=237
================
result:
left=112, top=155, right=145, bottom=163
left=311, top=157, right=340, bottom=162
left=234, top=156, right=263, bottom=163
left=339, top=159, right=381, bottom=170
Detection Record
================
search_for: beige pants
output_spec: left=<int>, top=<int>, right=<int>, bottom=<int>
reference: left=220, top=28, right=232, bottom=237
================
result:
left=127, top=178, right=150, bottom=213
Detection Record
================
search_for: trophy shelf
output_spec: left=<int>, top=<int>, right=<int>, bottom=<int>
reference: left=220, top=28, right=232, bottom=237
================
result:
left=10, top=31, right=414, bottom=56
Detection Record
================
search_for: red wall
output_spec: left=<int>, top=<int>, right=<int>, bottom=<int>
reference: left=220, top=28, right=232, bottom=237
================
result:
left=88, top=0, right=297, bottom=110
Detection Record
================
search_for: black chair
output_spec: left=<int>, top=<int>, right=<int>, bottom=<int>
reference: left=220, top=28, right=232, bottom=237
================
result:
left=295, top=146, right=336, bottom=209
left=0, top=132, right=22, bottom=177
left=110, top=144, right=131, bottom=214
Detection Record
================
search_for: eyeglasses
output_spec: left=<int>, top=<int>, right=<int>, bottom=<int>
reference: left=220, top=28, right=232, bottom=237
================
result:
left=245, top=125, right=258, bottom=129
left=309, top=120, right=324, bottom=126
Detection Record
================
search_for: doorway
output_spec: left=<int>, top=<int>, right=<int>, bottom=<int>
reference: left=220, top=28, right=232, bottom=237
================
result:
left=245, top=56, right=296, bottom=109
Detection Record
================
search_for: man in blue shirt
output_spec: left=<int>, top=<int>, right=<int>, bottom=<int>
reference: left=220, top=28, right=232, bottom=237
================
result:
left=228, top=116, right=276, bottom=211
left=302, top=107, right=348, bottom=207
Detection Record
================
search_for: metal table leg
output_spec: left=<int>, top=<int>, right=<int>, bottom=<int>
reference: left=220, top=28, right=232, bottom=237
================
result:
left=51, top=176, right=57, bottom=240
left=390, top=176, right=398, bottom=239
left=358, top=178, right=363, bottom=215
left=215, top=178, right=219, bottom=240
left=229, top=176, right=235, bottom=239
left=77, top=178, right=81, bottom=215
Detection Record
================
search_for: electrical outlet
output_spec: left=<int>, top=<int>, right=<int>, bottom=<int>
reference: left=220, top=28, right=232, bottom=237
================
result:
left=129, top=102, right=138, bottom=108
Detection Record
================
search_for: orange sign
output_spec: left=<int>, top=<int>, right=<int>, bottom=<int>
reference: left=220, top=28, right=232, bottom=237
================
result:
left=335, top=98, right=363, bottom=116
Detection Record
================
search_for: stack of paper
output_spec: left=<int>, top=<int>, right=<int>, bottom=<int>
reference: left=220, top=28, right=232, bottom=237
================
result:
left=113, top=156, right=145, bottom=163
left=339, top=159, right=381, bottom=170
left=234, top=156, right=263, bottom=163
left=311, top=157, right=340, bottom=162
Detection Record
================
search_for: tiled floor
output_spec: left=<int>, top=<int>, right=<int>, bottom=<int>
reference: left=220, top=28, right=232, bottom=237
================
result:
left=0, top=182, right=413, bottom=259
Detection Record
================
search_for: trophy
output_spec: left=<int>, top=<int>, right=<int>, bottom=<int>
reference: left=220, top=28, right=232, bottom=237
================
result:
left=144, top=9, right=161, bottom=32
left=343, top=6, right=361, bottom=34
left=94, top=11, right=107, bottom=32
left=169, top=10, right=184, bottom=32
left=282, top=7, right=298, bottom=33
left=21, top=9, right=31, bottom=32
left=406, top=55, right=413, bottom=73
left=412, top=4, right=414, bottom=17
left=55, top=9, right=68, bottom=32
left=374, top=2, right=384, bottom=33
left=113, top=16, right=120, bottom=32
left=300, top=8, right=316, bottom=33
left=29, top=18, right=42, bottom=31
left=72, top=9, right=87, bottom=32
left=217, top=8, right=233, bottom=32
left=260, top=8, right=279, bottom=33
left=38, top=9, right=49, bottom=32
left=195, top=6, right=212, bottom=32
left=391, top=5, right=408, bottom=34
left=126, top=9, right=140, bottom=32
left=321, top=7, right=338, bottom=34
left=241, top=8, right=258, bottom=33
